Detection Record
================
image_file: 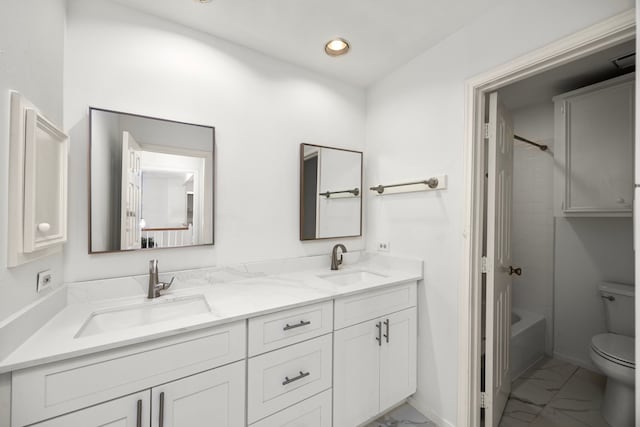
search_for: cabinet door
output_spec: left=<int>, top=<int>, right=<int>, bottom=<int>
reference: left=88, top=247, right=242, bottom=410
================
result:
left=333, top=320, right=380, bottom=427
left=379, top=307, right=417, bottom=412
left=151, top=361, right=245, bottom=427
left=33, top=391, right=149, bottom=427
left=556, top=76, right=634, bottom=215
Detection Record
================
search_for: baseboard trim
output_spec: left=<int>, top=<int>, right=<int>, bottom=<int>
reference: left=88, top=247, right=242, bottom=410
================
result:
left=407, top=396, right=455, bottom=427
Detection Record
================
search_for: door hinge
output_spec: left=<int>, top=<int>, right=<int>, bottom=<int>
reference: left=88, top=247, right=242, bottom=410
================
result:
left=480, top=392, right=487, bottom=408
left=483, top=123, right=490, bottom=139
left=481, top=256, right=488, bottom=274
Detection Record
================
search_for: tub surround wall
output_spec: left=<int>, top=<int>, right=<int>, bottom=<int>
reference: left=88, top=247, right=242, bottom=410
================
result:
left=64, top=0, right=366, bottom=283
left=364, top=1, right=633, bottom=424
left=511, top=103, right=555, bottom=355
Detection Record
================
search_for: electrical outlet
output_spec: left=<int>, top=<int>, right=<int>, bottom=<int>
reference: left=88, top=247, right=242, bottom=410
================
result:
left=36, top=270, right=52, bottom=293
left=377, top=241, right=390, bottom=252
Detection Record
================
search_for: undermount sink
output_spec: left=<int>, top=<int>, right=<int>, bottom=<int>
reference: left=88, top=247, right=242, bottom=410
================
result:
left=318, top=270, right=387, bottom=286
left=75, top=294, right=211, bottom=338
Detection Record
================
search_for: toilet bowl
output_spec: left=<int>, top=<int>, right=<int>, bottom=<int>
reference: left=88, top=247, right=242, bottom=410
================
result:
left=590, top=333, right=634, bottom=427
left=589, top=282, right=635, bottom=427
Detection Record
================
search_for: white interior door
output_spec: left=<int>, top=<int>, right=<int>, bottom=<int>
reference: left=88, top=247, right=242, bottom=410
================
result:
left=120, top=131, right=142, bottom=250
left=485, top=91, right=514, bottom=427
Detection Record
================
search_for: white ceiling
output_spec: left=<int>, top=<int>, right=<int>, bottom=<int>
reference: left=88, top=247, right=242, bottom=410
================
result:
left=499, top=40, right=635, bottom=111
left=112, top=0, right=503, bottom=87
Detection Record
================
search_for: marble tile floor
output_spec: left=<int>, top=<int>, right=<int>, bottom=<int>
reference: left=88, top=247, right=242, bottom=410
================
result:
left=499, top=357, right=610, bottom=427
left=366, top=403, right=437, bottom=427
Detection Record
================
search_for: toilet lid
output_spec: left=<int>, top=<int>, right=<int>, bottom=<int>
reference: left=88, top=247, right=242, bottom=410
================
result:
left=591, top=333, right=635, bottom=367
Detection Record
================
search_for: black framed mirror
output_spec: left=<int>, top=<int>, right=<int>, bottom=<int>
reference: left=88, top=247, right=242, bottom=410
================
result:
left=89, top=108, right=214, bottom=253
left=300, top=143, right=362, bottom=240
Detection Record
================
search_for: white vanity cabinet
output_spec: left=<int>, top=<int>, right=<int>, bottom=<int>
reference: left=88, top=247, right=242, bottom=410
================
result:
left=247, top=301, right=334, bottom=426
left=12, top=321, right=246, bottom=427
left=333, top=283, right=417, bottom=427
left=553, top=73, right=634, bottom=217
left=151, top=361, right=245, bottom=427
left=32, top=390, right=150, bottom=427
left=33, top=362, right=245, bottom=427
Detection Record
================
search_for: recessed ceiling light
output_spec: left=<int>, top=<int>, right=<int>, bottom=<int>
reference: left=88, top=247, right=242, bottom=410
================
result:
left=325, top=38, right=350, bottom=57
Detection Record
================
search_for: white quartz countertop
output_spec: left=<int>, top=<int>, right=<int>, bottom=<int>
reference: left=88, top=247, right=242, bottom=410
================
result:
left=0, top=253, right=422, bottom=373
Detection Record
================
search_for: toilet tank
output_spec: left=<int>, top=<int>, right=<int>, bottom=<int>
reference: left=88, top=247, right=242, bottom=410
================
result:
left=599, top=282, right=635, bottom=336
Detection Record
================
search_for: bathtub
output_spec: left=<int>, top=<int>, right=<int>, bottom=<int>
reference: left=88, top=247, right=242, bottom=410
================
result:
left=510, top=308, right=546, bottom=380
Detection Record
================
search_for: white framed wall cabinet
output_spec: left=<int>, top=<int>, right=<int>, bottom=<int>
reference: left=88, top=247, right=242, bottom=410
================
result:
left=553, top=73, right=634, bottom=217
left=8, top=91, right=69, bottom=267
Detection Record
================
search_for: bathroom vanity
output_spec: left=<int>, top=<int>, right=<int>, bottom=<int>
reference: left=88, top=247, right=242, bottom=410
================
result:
left=0, top=253, right=421, bottom=427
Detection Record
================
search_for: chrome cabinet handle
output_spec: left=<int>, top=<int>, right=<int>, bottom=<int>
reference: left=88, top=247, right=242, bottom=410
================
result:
left=508, top=266, right=522, bottom=276
left=283, top=320, right=311, bottom=331
left=383, top=319, right=389, bottom=343
left=159, top=392, right=165, bottom=427
left=602, top=295, right=615, bottom=301
left=282, top=370, right=310, bottom=386
left=136, top=399, right=142, bottom=427
left=376, top=321, right=382, bottom=346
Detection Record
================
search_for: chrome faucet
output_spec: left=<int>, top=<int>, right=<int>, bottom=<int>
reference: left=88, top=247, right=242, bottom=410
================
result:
left=148, top=259, right=175, bottom=299
left=331, top=244, right=347, bottom=270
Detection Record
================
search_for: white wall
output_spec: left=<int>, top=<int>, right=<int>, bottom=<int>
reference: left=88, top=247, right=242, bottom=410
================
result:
left=0, top=0, right=66, bottom=322
left=510, top=103, right=555, bottom=354
left=554, top=218, right=634, bottom=369
left=64, top=0, right=366, bottom=282
left=364, top=1, right=633, bottom=425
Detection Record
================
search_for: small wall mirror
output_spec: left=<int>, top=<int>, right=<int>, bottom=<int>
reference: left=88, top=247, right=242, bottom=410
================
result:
left=300, top=143, right=362, bottom=240
left=89, top=108, right=214, bottom=253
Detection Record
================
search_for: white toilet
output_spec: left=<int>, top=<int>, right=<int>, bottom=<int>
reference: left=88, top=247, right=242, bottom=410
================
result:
left=590, top=282, right=635, bottom=427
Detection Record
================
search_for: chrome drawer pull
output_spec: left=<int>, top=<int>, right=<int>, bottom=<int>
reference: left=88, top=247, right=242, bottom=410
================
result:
left=136, top=399, right=142, bottom=427
left=283, top=320, right=311, bottom=331
left=282, top=370, right=310, bottom=386
left=376, top=321, right=382, bottom=346
left=159, top=392, right=165, bottom=427
left=383, top=319, right=390, bottom=343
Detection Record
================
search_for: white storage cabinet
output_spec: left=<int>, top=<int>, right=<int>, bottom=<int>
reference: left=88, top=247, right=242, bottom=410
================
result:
left=333, top=283, right=418, bottom=427
left=553, top=73, right=634, bottom=217
left=14, top=321, right=246, bottom=427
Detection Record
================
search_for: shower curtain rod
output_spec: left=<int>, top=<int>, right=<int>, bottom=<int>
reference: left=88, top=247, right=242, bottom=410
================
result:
left=514, top=134, right=548, bottom=151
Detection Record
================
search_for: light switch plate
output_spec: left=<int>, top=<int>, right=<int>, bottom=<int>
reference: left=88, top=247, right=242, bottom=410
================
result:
left=36, top=269, right=52, bottom=293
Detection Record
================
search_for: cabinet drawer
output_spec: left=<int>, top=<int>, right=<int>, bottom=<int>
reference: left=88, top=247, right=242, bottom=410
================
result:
left=334, top=282, right=417, bottom=329
left=248, top=301, right=333, bottom=356
left=250, top=389, right=332, bottom=427
left=12, top=321, right=246, bottom=427
left=248, top=334, right=332, bottom=424
left=32, top=390, right=150, bottom=427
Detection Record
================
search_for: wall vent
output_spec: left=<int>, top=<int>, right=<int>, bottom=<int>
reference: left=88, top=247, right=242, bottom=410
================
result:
left=611, top=52, right=635, bottom=70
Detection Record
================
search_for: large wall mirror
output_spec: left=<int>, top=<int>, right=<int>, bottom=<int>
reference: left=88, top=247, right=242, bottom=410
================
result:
left=300, top=143, right=362, bottom=240
left=89, top=108, right=214, bottom=253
